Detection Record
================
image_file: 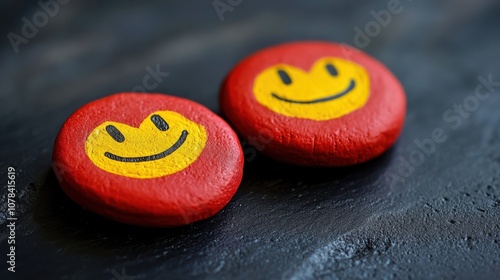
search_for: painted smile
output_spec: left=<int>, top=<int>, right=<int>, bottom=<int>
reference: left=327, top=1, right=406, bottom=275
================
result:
left=271, top=79, right=356, bottom=104
left=104, top=130, right=189, bottom=163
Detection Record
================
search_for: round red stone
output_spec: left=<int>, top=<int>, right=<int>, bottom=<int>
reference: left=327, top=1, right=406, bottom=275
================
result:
left=53, top=93, right=244, bottom=227
left=220, top=41, right=406, bottom=166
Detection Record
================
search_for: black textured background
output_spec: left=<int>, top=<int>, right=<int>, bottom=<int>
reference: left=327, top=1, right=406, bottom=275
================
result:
left=1, top=1, right=500, bottom=279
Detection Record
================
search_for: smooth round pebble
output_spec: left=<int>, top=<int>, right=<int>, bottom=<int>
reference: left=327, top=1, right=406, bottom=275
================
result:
left=220, top=41, right=406, bottom=166
left=53, top=93, right=244, bottom=227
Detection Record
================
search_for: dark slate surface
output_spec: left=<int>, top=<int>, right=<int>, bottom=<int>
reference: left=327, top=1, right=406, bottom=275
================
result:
left=1, top=1, right=500, bottom=279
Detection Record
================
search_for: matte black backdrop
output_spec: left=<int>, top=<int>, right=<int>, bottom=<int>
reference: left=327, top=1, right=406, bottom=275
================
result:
left=1, top=1, right=500, bottom=279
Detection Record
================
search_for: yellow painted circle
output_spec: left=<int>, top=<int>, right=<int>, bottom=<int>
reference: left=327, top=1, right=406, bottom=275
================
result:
left=85, top=110, right=207, bottom=179
left=253, top=57, right=370, bottom=121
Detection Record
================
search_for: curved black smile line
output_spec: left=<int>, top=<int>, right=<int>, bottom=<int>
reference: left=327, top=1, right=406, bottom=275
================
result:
left=271, top=79, right=356, bottom=104
left=104, top=130, right=188, bottom=163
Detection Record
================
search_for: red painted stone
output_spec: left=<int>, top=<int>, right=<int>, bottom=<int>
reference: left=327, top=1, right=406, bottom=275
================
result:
left=220, top=41, right=406, bottom=166
left=53, top=93, right=244, bottom=227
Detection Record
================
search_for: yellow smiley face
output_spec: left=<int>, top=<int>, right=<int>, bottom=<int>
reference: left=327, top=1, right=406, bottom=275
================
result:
left=253, top=57, right=370, bottom=121
left=85, top=110, right=207, bottom=179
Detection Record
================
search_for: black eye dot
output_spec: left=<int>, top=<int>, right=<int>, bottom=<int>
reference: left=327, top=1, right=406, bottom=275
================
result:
left=326, top=63, right=338, bottom=76
left=151, top=114, right=169, bottom=131
left=106, top=125, right=125, bottom=143
left=277, top=69, right=292, bottom=85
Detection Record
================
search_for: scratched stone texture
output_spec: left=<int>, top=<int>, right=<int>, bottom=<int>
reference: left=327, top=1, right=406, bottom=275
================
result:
left=1, top=1, right=500, bottom=279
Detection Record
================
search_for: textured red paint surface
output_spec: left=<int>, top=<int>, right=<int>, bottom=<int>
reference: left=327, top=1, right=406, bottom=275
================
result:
left=220, top=41, right=406, bottom=166
left=53, top=93, right=244, bottom=227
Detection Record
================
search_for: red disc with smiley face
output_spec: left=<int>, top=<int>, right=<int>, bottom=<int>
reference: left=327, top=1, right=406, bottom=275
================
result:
left=220, top=41, right=406, bottom=166
left=53, top=93, right=244, bottom=227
